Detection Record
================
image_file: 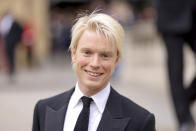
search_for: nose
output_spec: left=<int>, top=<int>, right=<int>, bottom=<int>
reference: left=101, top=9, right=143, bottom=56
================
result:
left=90, top=55, right=100, bottom=68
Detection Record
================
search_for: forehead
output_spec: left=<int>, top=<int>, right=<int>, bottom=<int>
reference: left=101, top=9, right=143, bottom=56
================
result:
left=77, top=30, right=116, bottom=52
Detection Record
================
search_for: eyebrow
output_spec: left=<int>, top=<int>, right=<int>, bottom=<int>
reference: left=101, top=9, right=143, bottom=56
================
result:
left=80, top=47, right=113, bottom=54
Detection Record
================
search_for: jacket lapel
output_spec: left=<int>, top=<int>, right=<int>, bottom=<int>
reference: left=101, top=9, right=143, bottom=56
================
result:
left=45, top=105, right=67, bottom=131
left=97, top=88, right=131, bottom=131
left=44, top=88, right=74, bottom=131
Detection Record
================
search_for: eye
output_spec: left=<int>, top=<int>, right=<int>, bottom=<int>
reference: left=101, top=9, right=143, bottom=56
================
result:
left=83, top=50, right=91, bottom=56
left=84, top=51, right=89, bottom=54
left=102, top=54, right=109, bottom=58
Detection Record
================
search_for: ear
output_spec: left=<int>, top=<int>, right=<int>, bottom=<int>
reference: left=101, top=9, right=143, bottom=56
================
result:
left=71, top=49, right=76, bottom=63
left=114, top=55, right=120, bottom=67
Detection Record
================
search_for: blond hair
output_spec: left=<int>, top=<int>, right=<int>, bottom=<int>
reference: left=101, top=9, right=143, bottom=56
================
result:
left=69, top=12, right=125, bottom=58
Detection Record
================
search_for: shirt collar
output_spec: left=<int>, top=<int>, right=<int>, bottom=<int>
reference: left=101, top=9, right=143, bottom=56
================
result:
left=71, top=82, right=111, bottom=113
left=69, top=82, right=83, bottom=109
left=91, top=83, right=111, bottom=113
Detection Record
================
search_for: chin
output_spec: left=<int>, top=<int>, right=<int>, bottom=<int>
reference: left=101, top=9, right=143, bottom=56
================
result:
left=86, top=82, right=101, bottom=88
left=85, top=81, right=104, bottom=89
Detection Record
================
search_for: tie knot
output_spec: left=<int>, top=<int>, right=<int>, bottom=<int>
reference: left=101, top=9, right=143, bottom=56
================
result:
left=81, top=96, right=92, bottom=108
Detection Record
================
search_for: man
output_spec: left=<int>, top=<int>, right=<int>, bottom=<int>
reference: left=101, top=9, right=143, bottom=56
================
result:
left=32, top=12, right=156, bottom=131
left=156, top=0, right=196, bottom=131
left=0, top=11, right=22, bottom=78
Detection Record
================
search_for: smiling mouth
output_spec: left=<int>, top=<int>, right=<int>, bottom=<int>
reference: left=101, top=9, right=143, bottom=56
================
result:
left=85, top=70, right=103, bottom=77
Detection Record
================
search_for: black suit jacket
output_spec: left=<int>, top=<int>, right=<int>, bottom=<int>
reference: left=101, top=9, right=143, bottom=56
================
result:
left=5, top=21, right=22, bottom=47
left=156, top=0, right=195, bottom=34
left=32, top=87, right=156, bottom=131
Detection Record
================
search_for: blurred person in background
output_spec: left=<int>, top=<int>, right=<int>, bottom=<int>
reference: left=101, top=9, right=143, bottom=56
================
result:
left=32, top=12, right=156, bottom=131
left=50, top=7, right=67, bottom=56
left=0, top=11, right=22, bottom=81
left=156, top=0, right=196, bottom=131
left=127, top=0, right=155, bottom=22
left=22, top=21, right=35, bottom=68
left=0, top=24, right=8, bottom=72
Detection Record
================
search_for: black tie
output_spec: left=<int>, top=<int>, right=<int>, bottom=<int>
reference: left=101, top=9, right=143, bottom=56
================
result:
left=74, top=96, right=92, bottom=131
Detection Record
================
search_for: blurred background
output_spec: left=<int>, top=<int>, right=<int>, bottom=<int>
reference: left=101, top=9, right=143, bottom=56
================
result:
left=0, top=0, right=195, bottom=131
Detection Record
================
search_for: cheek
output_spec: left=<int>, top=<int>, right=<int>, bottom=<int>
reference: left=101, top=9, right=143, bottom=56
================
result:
left=103, top=61, right=116, bottom=72
left=77, top=57, right=89, bottom=67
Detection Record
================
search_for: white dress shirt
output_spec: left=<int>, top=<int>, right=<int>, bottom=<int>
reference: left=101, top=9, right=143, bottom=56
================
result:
left=63, top=82, right=111, bottom=131
left=0, top=13, right=14, bottom=37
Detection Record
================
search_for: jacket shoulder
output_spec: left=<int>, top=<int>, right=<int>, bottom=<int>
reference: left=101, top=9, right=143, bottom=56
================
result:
left=121, top=95, right=156, bottom=130
left=112, top=89, right=155, bottom=130
left=121, top=95, right=151, bottom=115
left=36, top=88, right=74, bottom=110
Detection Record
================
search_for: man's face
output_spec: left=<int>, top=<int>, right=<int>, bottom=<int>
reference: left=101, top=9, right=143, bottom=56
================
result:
left=72, top=30, right=119, bottom=96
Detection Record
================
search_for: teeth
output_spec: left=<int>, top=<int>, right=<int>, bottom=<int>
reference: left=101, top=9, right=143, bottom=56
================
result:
left=87, top=71, right=100, bottom=77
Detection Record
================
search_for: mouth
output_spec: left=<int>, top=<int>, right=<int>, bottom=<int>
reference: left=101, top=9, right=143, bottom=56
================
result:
left=85, top=70, right=103, bottom=77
